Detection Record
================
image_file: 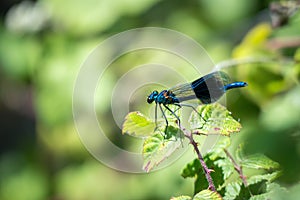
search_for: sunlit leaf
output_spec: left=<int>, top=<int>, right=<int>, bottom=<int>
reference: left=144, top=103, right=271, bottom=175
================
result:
left=122, top=111, right=156, bottom=137
left=170, top=195, right=192, bottom=200
left=193, top=189, right=222, bottom=200
left=241, top=154, right=280, bottom=170
left=142, top=128, right=183, bottom=172
left=189, top=103, right=242, bottom=136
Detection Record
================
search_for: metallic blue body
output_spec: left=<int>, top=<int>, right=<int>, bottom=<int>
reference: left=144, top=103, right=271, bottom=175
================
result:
left=147, top=71, right=247, bottom=105
left=147, top=90, right=180, bottom=105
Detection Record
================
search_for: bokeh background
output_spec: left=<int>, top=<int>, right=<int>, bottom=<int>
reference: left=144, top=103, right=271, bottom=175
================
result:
left=1, top=0, right=300, bottom=199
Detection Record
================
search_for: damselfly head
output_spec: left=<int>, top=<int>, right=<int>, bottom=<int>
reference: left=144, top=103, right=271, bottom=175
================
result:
left=147, top=90, right=159, bottom=104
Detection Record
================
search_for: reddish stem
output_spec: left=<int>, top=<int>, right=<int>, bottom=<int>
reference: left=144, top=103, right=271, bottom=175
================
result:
left=224, top=149, right=248, bottom=187
left=184, top=129, right=216, bottom=191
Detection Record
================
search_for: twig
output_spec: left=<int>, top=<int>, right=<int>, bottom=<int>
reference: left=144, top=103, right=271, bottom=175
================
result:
left=214, top=57, right=274, bottom=71
left=183, top=128, right=216, bottom=191
left=223, top=149, right=248, bottom=188
left=266, top=37, right=300, bottom=50
left=224, top=149, right=253, bottom=196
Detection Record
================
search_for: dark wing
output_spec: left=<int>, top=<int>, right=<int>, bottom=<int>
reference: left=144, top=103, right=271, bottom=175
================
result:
left=191, top=71, right=231, bottom=104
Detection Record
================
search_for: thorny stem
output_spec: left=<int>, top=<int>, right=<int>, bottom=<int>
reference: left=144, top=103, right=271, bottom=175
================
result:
left=190, top=129, right=249, bottom=191
left=183, top=128, right=216, bottom=192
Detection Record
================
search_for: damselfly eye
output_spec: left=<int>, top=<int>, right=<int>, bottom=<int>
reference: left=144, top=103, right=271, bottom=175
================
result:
left=147, top=97, right=154, bottom=104
left=147, top=90, right=158, bottom=104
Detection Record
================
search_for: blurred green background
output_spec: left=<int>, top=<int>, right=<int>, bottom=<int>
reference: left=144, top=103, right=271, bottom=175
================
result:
left=1, top=0, right=300, bottom=199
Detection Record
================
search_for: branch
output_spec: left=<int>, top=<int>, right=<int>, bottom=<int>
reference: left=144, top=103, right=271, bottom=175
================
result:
left=266, top=37, right=300, bottom=50
left=224, top=149, right=253, bottom=196
left=223, top=149, right=248, bottom=187
left=183, top=128, right=216, bottom=191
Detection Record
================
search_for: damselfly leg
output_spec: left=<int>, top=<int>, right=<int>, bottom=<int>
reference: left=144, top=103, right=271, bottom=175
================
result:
left=174, top=103, right=207, bottom=129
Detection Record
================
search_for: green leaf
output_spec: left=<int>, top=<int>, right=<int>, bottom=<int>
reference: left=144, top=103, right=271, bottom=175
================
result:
left=142, top=128, right=183, bottom=172
left=249, top=182, right=287, bottom=200
left=207, top=138, right=236, bottom=184
left=0, top=166, right=48, bottom=200
left=122, top=111, right=156, bottom=137
left=229, top=173, right=284, bottom=200
left=272, top=8, right=300, bottom=38
left=235, top=180, right=267, bottom=200
left=247, top=172, right=281, bottom=186
left=45, top=0, right=159, bottom=36
left=181, top=158, right=208, bottom=194
left=208, top=137, right=231, bottom=160
left=170, top=195, right=192, bottom=200
left=181, top=158, right=202, bottom=178
left=235, top=145, right=280, bottom=171
left=164, top=125, right=184, bottom=140
left=260, top=86, right=300, bottom=131
left=0, top=31, right=42, bottom=79
left=181, top=156, right=224, bottom=194
left=214, top=158, right=234, bottom=180
left=295, top=48, right=300, bottom=62
left=222, top=164, right=281, bottom=199
left=232, top=23, right=272, bottom=58
left=189, top=103, right=242, bottom=136
left=249, top=193, right=270, bottom=200
left=223, top=182, right=241, bottom=200
left=241, top=154, right=280, bottom=170
left=193, top=190, right=222, bottom=200
left=248, top=182, right=297, bottom=200
left=235, top=143, right=245, bottom=163
left=267, top=182, right=299, bottom=200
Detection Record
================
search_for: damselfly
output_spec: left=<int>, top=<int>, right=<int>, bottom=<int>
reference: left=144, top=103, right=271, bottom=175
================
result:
left=147, top=71, right=247, bottom=130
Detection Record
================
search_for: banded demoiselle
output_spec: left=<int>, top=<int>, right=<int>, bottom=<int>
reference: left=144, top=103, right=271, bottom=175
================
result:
left=147, top=71, right=247, bottom=130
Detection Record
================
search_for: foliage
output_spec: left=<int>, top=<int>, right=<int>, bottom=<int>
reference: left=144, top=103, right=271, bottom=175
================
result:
left=189, top=103, right=242, bottom=136
left=122, top=103, right=281, bottom=199
left=1, top=0, right=300, bottom=199
left=122, top=111, right=156, bottom=137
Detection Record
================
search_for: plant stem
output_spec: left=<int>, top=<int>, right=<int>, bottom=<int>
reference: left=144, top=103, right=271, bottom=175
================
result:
left=224, top=149, right=253, bottom=196
left=266, top=37, right=300, bottom=50
left=224, top=149, right=248, bottom=187
left=214, top=57, right=274, bottom=71
left=183, top=129, right=216, bottom=191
